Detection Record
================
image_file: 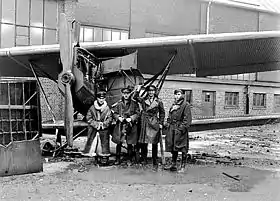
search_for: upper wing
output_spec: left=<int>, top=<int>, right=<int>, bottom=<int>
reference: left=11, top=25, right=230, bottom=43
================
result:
left=0, top=30, right=279, bottom=79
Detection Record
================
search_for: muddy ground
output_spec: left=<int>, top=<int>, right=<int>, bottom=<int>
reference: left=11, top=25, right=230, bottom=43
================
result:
left=1, top=122, right=280, bottom=201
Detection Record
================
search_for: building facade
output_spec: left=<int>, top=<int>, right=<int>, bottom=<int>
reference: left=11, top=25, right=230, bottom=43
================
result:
left=1, top=0, right=280, bottom=121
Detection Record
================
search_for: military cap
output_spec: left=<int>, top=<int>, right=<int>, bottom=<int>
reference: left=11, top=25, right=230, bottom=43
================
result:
left=146, top=85, right=157, bottom=91
left=174, top=89, right=183, bottom=94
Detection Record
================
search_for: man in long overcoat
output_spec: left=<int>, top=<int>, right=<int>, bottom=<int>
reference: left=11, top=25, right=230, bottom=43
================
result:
left=134, top=85, right=165, bottom=170
left=164, top=89, right=192, bottom=172
left=83, top=90, right=112, bottom=166
left=111, top=86, right=140, bottom=165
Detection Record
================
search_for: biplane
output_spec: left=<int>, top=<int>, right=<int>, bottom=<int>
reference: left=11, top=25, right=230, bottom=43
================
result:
left=0, top=13, right=280, bottom=152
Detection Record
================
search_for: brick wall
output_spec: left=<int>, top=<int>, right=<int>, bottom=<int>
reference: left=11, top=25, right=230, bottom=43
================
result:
left=156, top=78, right=280, bottom=120
left=40, top=78, right=64, bottom=122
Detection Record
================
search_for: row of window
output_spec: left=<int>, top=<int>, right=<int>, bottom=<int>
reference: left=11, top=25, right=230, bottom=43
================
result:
left=182, top=90, right=274, bottom=108
left=0, top=0, right=130, bottom=48
left=208, top=73, right=257, bottom=81
left=0, top=0, right=58, bottom=47
left=79, top=26, right=129, bottom=42
left=225, top=92, right=267, bottom=107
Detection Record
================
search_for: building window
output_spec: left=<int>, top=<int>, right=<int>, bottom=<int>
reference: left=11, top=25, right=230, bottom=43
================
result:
left=225, top=92, right=239, bottom=107
left=0, top=0, right=58, bottom=48
left=80, top=25, right=129, bottom=42
left=181, top=89, right=192, bottom=104
left=208, top=73, right=256, bottom=81
left=253, top=93, right=266, bottom=107
left=274, top=94, right=280, bottom=107
left=205, top=93, right=211, bottom=102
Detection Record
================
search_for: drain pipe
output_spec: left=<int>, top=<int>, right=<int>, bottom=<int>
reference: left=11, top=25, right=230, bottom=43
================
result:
left=206, top=0, right=214, bottom=34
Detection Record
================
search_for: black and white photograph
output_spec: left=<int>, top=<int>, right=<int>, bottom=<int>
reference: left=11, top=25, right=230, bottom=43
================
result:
left=0, top=0, right=280, bottom=200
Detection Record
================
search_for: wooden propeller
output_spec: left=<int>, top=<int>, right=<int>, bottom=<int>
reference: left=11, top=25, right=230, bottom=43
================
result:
left=58, top=13, right=78, bottom=147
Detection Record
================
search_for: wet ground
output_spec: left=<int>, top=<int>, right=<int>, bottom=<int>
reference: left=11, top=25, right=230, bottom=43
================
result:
left=1, top=122, right=280, bottom=200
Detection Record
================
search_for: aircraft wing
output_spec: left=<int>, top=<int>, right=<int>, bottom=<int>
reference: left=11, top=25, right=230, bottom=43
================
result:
left=0, top=30, right=279, bottom=79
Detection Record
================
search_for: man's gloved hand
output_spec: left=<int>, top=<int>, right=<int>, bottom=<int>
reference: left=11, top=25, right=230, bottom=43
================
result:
left=159, top=124, right=163, bottom=129
left=126, top=118, right=132, bottom=123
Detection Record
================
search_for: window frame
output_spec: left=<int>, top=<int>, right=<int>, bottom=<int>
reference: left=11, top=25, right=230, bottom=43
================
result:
left=79, top=25, right=129, bottom=43
left=0, top=0, right=58, bottom=47
left=274, top=94, right=280, bottom=108
left=253, top=93, right=266, bottom=108
left=224, top=92, right=239, bottom=108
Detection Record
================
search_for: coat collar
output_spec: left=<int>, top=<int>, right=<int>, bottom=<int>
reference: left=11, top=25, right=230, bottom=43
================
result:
left=144, top=97, right=159, bottom=110
left=170, top=98, right=185, bottom=112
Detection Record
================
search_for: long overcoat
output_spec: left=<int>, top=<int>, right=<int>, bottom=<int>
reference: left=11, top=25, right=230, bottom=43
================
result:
left=137, top=96, right=165, bottom=144
left=164, top=99, right=192, bottom=153
left=111, top=98, right=140, bottom=145
left=83, top=101, right=112, bottom=156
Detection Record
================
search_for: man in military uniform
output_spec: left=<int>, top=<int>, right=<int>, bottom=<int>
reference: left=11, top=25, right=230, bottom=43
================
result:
left=134, top=85, right=165, bottom=170
left=83, top=90, right=112, bottom=166
left=111, top=86, right=140, bottom=166
left=164, top=89, right=192, bottom=172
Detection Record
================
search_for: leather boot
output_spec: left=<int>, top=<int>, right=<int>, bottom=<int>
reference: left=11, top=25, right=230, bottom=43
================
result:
left=178, top=152, right=187, bottom=173
left=164, top=151, right=178, bottom=171
left=114, top=144, right=122, bottom=165
left=152, top=144, right=158, bottom=171
left=135, top=144, right=140, bottom=164
left=141, top=144, right=148, bottom=165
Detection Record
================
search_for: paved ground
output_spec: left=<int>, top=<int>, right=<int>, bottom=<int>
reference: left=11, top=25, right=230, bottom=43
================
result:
left=1, top=122, right=280, bottom=201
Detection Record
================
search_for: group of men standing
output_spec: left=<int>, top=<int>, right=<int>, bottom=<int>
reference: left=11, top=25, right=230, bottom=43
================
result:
left=83, top=84, right=192, bottom=172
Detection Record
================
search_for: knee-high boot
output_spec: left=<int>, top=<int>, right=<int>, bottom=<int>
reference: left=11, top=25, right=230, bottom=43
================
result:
left=114, top=144, right=122, bottom=165
left=141, top=143, right=148, bottom=165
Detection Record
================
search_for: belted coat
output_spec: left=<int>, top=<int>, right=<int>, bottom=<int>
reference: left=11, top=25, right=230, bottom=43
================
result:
left=134, top=93, right=165, bottom=144
left=111, top=98, right=140, bottom=145
left=164, top=99, right=192, bottom=153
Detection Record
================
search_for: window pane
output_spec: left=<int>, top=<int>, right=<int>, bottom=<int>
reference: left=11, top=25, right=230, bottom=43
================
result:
left=31, top=0, right=43, bottom=27
left=16, top=0, right=29, bottom=25
left=16, top=26, right=29, bottom=46
left=16, top=26, right=29, bottom=36
left=121, top=32, right=129, bottom=40
left=79, top=27, right=84, bottom=42
left=103, top=29, right=111, bottom=41
left=1, top=24, right=15, bottom=48
left=44, top=0, right=57, bottom=28
left=30, top=27, right=43, bottom=45
left=2, top=0, right=15, bottom=23
left=249, top=73, right=256, bottom=80
left=16, top=36, right=29, bottom=46
left=112, top=31, right=120, bottom=41
left=94, top=28, right=102, bottom=42
left=243, top=73, right=249, bottom=80
left=44, top=29, right=57, bottom=44
left=84, top=27, right=93, bottom=42
left=231, top=75, right=238, bottom=80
